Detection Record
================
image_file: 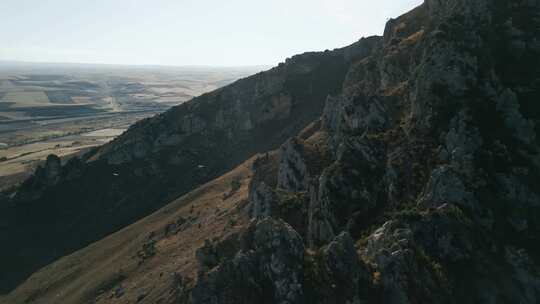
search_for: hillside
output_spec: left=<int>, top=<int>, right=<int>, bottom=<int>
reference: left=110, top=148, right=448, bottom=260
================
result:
left=0, top=154, right=259, bottom=304
left=3, top=0, right=540, bottom=303
left=0, top=35, right=381, bottom=292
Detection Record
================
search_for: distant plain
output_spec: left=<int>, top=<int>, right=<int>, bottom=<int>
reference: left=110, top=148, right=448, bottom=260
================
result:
left=0, top=62, right=263, bottom=189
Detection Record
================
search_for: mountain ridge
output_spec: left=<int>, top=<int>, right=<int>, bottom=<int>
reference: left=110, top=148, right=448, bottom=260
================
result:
left=3, top=0, right=540, bottom=303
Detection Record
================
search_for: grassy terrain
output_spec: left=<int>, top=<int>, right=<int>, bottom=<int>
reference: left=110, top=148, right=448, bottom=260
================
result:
left=0, top=153, right=256, bottom=304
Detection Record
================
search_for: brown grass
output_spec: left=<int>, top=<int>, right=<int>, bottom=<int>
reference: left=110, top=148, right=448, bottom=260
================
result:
left=1, top=155, right=258, bottom=304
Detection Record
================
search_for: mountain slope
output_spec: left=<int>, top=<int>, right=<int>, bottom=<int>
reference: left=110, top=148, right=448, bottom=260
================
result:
left=0, top=35, right=381, bottom=292
left=0, top=154, right=259, bottom=304
left=4, top=0, right=540, bottom=303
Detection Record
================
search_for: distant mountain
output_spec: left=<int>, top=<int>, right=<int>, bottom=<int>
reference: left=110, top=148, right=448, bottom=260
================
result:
left=2, top=0, right=540, bottom=303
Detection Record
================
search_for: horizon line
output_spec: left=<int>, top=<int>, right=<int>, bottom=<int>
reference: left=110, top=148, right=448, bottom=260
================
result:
left=0, top=59, right=274, bottom=70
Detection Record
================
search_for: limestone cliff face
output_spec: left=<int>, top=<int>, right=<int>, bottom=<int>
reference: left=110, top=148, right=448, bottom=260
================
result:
left=194, top=0, right=540, bottom=303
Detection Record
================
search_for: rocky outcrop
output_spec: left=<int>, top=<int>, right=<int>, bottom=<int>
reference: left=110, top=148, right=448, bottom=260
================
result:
left=41, top=154, right=61, bottom=186
left=277, top=138, right=310, bottom=192
left=360, top=219, right=452, bottom=304
left=249, top=180, right=276, bottom=218
left=233, top=0, right=540, bottom=303
left=193, top=219, right=373, bottom=304
left=306, top=135, right=386, bottom=247
left=307, top=174, right=337, bottom=248
left=13, top=154, right=62, bottom=201
left=277, top=129, right=333, bottom=194
left=249, top=153, right=279, bottom=219
left=193, top=218, right=305, bottom=304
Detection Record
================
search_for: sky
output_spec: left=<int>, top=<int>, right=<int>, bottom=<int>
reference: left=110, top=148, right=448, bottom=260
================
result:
left=0, top=0, right=423, bottom=67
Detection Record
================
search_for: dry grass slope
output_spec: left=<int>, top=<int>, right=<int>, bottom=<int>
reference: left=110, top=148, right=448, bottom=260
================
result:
left=0, top=155, right=260, bottom=304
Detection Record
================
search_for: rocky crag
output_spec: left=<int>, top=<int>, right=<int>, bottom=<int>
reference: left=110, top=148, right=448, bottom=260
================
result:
left=192, top=0, right=540, bottom=303
left=2, top=0, right=540, bottom=303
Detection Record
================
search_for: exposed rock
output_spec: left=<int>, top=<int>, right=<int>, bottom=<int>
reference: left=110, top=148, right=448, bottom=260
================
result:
left=149, top=0, right=540, bottom=302
left=320, top=232, right=369, bottom=304
left=323, top=93, right=392, bottom=136
left=419, top=166, right=476, bottom=209
left=307, top=135, right=386, bottom=247
left=249, top=154, right=279, bottom=219
left=41, top=154, right=62, bottom=186
left=362, top=221, right=417, bottom=304
left=307, top=176, right=337, bottom=248
left=13, top=154, right=63, bottom=201
left=441, top=110, right=483, bottom=176
left=361, top=220, right=450, bottom=304
left=249, top=181, right=276, bottom=218
left=193, top=218, right=305, bottom=304
left=277, top=138, right=310, bottom=192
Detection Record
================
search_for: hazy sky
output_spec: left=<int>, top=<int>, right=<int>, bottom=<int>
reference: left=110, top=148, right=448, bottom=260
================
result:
left=1, top=0, right=423, bottom=67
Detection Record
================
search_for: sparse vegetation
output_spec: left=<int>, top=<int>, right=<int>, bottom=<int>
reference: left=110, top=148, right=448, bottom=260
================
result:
left=222, top=177, right=242, bottom=200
